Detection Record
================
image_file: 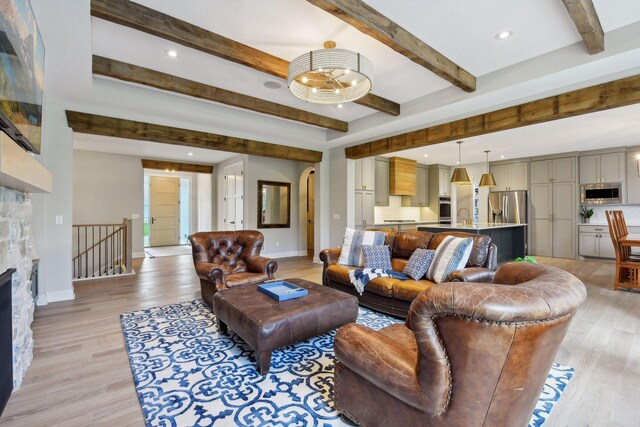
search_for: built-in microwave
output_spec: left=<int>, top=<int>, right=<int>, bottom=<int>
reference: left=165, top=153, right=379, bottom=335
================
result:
left=580, top=182, right=622, bottom=205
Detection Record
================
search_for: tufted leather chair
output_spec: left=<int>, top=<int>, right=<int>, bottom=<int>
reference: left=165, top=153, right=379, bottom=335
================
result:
left=333, top=262, right=587, bottom=427
left=189, top=231, right=278, bottom=306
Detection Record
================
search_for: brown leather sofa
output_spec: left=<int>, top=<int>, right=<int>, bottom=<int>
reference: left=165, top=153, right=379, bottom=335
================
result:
left=320, top=230, right=497, bottom=317
left=333, top=262, right=587, bottom=427
left=189, top=231, right=278, bottom=306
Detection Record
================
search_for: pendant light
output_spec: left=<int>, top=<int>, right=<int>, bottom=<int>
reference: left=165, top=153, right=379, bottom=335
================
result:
left=450, top=141, right=471, bottom=185
left=479, top=150, right=497, bottom=187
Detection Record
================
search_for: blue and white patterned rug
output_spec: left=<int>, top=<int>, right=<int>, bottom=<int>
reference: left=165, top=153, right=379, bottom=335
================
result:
left=121, top=300, right=573, bottom=427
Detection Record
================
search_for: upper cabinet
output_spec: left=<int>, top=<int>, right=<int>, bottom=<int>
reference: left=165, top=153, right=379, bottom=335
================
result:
left=374, top=157, right=390, bottom=206
left=490, top=162, right=528, bottom=192
left=438, top=167, right=450, bottom=196
left=579, top=152, right=625, bottom=184
left=627, top=149, right=640, bottom=204
left=531, top=157, right=576, bottom=184
left=402, top=164, right=429, bottom=207
left=355, top=157, right=375, bottom=191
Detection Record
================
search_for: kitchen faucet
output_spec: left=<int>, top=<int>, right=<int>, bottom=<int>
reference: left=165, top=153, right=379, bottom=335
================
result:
left=457, top=208, right=471, bottom=226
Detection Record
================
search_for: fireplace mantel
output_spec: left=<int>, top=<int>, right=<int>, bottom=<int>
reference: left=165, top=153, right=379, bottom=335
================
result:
left=0, top=133, right=52, bottom=193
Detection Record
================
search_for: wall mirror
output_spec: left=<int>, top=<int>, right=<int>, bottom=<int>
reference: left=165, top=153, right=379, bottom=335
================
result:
left=258, top=180, right=291, bottom=228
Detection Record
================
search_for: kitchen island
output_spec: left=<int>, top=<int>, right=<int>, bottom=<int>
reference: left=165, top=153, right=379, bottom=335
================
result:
left=418, top=223, right=527, bottom=263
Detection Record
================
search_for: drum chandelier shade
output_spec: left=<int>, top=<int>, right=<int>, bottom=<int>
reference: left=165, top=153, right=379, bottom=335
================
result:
left=479, top=150, right=497, bottom=187
left=288, top=41, right=373, bottom=104
left=451, top=141, right=471, bottom=185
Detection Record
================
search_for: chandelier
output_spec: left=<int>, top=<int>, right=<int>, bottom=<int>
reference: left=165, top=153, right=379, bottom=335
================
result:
left=288, top=41, right=373, bottom=104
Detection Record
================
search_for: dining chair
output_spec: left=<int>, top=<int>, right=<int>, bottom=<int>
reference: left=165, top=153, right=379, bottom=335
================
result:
left=606, top=210, right=640, bottom=290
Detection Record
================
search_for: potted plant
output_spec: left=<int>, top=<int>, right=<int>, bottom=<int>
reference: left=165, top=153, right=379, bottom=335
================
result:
left=579, top=206, right=594, bottom=224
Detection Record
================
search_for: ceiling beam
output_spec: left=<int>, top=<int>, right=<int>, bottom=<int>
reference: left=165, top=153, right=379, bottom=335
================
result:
left=66, top=111, right=323, bottom=163
left=345, top=73, right=640, bottom=159
left=306, top=0, right=476, bottom=92
left=90, top=0, right=400, bottom=116
left=141, top=159, right=213, bottom=174
left=562, top=0, right=605, bottom=54
left=93, top=56, right=348, bottom=132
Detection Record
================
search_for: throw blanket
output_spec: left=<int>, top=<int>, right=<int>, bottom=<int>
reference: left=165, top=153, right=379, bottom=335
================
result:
left=348, top=268, right=408, bottom=295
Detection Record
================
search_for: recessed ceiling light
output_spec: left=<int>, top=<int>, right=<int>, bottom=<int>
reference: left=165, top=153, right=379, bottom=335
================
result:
left=263, top=81, right=282, bottom=89
left=335, top=88, right=340, bottom=94
left=495, top=31, right=513, bottom=40
left=165, top=49, right=178, bottom=58
left=500, top=155, right=505, bottom=159
left=337, top=104, right=343, bottom=109
left=456, top=161, right=460, bottom=165
left=188, top=152, right=193, bottom=156
left=312, top=87, right=318, bottom=93
left=423, top=154, right=428, bottom=158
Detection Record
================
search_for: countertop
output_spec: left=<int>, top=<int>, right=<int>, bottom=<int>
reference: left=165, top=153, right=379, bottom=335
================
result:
left=418, top=223, right=527, bottom=230
left=373, top=221, right=438, bottom=226
left=578, top=223, right=640, bottom=227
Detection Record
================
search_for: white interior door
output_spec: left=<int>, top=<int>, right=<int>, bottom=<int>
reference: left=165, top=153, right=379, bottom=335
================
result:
left=224, top=162, right=244, bottom=231
left=307, top=172, right=315, bottom=255
left=150, top=176, right=180, bottom=246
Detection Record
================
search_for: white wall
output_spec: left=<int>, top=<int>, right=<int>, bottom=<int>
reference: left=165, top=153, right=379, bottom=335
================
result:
left=31, top=96, right=74, bottom=304
left=73, top=150, right=144, bottom=256
left=196, top=174, right=213, bottom=231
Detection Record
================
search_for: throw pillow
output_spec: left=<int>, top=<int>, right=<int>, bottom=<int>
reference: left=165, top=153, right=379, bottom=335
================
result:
left=402, top=248, right=435, bottom=280
left=337, top=228, right=386, bottom=267
left=426, top=236, right=473, bottom=283
left=362, top=245, right=392, bottom=270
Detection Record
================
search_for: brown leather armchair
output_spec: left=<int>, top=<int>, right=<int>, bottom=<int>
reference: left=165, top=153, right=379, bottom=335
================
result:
left=189, top=231, right=278, bottom=306
left=333, top=262, right=587, bottom=427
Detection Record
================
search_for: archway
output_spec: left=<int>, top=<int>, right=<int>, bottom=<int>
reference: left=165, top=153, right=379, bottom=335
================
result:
left=298, top=167, right=316, bottom=257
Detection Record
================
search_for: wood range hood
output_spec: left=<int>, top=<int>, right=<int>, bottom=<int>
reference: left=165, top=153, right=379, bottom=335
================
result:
left=389, top=157, right=416, bottom=196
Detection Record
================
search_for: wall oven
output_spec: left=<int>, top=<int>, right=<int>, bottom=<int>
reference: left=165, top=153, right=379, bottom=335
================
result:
left=580, top=182, right=622, bottom=205
left=438, top=197, right=451, bottom=224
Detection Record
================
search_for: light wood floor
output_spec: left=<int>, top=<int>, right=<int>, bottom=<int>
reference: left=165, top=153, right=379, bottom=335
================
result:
left=0, top=255, right=637, bottom=426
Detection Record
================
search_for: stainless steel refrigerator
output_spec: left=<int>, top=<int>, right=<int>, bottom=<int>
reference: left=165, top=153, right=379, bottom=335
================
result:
left=488, top=190, right=527, bottom=224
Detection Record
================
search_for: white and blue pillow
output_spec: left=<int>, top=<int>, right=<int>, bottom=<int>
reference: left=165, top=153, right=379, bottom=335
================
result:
left=362, top=245, right=392, bottom=270
left=337, top=228, right=386, bottom=267
left=403, top=248, right=435, bottom=280
left=427, top=236, right=473, bottom=283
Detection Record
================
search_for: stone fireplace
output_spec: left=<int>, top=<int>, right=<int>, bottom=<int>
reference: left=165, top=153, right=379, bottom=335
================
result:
left=0, top=187, right=37, bottom=390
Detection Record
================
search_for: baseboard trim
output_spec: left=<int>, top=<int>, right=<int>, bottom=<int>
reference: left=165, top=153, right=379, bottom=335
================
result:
left=46, top=289, right=75, bottom=303
left=263, top=250, right=308, bottom=259
left=133, top=252, right=146, bottom=259
left=313, top=256, right=322, bottom=264
left=36, top=295, right=48, bottom=306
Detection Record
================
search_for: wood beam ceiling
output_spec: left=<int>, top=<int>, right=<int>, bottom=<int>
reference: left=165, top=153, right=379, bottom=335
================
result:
left=562, top=0, right=605, bottom=54
left=345, top=73, right=640, bottom=159
left=93, top=56, right=348, bottom=132
left=90, top=0, right=400, bottom=116
left=306, top=0, right=476, bottom=92
left=140, top=159, right=213, bottom=174
left=66, top=111, right=323, bottom=163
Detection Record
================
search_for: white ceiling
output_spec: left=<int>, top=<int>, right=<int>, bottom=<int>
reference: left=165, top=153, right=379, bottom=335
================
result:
left=28, top=0, right=640, bottom=163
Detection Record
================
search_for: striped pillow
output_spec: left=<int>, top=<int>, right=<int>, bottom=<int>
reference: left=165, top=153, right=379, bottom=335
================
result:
left=426, top=236, right=473, bottom=283
left=337, top=228, right=386, bottom=267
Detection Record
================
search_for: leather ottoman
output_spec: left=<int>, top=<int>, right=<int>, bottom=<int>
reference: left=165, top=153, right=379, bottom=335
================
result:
left=213, top=278, right=358, bottom=374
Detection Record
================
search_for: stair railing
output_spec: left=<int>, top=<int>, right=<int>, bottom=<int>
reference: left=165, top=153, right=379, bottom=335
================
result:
left=72, top=218, right=133, bottom=280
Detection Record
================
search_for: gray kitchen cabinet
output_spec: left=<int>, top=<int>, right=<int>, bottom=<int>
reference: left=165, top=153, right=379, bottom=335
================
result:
left=531, top=158, right=576, bottom=184
left=402, top=164, right=429, bottom=207
left=490, top=162, right=527, bottom=191
left=530, top=181, right=576, bottom=259
left=627, top=149, right=640, bottom=204
left=374, top=157, right=389, bottom=206
left=355, top=190, right=374, bottom=229
left=438, top=167, right=450, bottom=196
left=355, top=158, right=375, bottom=191
left=579, top=152, right=625, bottom=184
left=579, top=225, right=615, bottom=259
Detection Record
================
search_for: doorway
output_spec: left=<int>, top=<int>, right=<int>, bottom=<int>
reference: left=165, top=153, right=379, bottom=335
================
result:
left=223, top=161, right=244, bottom=231
left=307, top=170, right=315, bottom=256
left=144, top=175, right=192, bottom=248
